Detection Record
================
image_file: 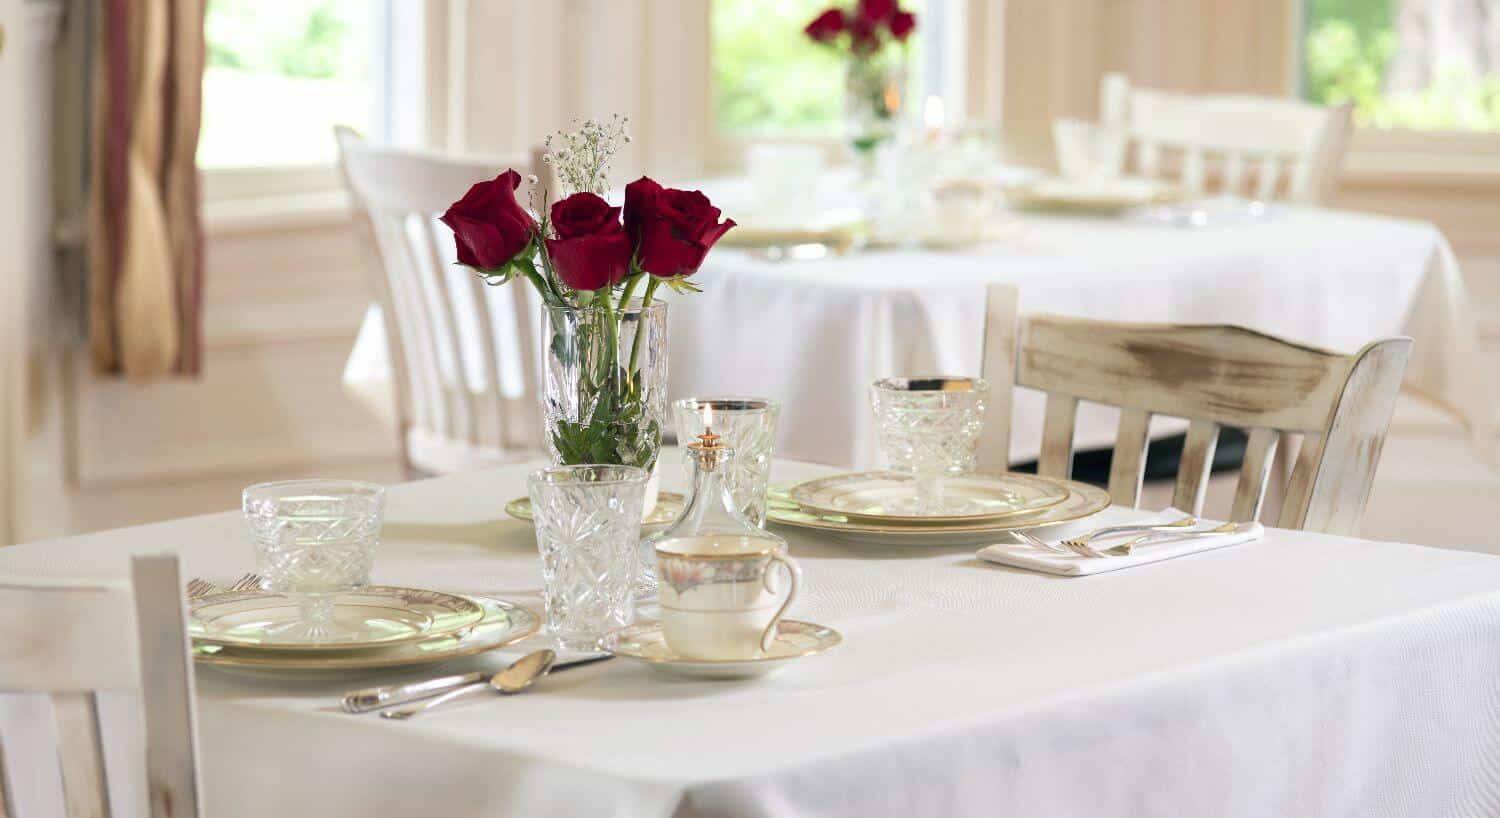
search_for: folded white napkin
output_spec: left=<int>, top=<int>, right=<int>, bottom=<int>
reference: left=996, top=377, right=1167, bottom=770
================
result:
left=976, top=506, right=1263, bottom=577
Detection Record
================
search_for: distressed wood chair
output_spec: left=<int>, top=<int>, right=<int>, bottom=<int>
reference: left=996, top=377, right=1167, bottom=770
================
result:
left=0, top=555, right=201, bottom=818
left=980, top=286, right=1411, bottom=536
left=336, top=126, right=546, bottom=478
left=1098, top=72, right=1353, bottom=204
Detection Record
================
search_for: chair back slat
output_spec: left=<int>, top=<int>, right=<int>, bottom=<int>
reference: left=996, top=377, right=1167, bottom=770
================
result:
left=51, top=693, right=108, bottom=818
left=466, top=274, right=509, bottom=447
left=982, top=286, right=1410, bottom=534
left=1037, top=394, right=1079, bottom=480
left=1255, top=155, right=1283, bottom=201
left=131, top=557, right=202, bottom=818
left=1230, top=426, right=1281, bottom=522
left=0, top=556, right=202, bottom=818
left=977, top=284, right=1018, bottom=472
left=1106, top=408, right=1153, bottom=507
left=416, top=219, right=477, bottom=444
left=1279, top=338, right=1413, bottom=534
left=1100, top=73, right=1352, bottom=204
left=336, top=127, right=545, bottom=474
left=1171, top=419, right=1221, bottom=514
left=1221, top=153, right=1247, bottom=196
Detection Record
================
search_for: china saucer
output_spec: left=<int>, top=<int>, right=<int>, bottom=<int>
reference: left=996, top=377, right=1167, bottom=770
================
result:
left=601, top=620, right=841, bottom=679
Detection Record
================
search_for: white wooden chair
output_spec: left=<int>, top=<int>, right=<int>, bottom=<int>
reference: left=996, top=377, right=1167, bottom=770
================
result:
left=335, top=127, right=546, bottom=478
left=1098, top=72, right=1354, bottom=204
left=980, top=286, right=1411, bottom=536
left=0, top=555, right=201, bottom=818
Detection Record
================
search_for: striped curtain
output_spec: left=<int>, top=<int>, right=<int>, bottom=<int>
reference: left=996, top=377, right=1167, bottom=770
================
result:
left=86, top=0, right=205, bottom=377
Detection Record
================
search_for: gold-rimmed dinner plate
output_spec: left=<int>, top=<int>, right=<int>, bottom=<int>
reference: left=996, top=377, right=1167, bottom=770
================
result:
left=789, top=471, right=1070, bottom=524
left=767, top=478, right=1110, bottom=545
left=505, top=492, right=685, bottom=530
left=192, top=595, right=540, bottom=677
left=601, top=620, right=841, bottom=679
left=189, top=586, right=485, bottom=652
left=1006, top=176, right=1181, bottom=213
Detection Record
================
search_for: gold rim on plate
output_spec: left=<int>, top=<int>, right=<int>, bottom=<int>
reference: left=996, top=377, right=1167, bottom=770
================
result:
left=191, top=595, right=540, bottom=672
left=505, top=492, right=685, bottom=527
left=602, top=620, right=841, bottom=669
left=767, top=477, right=1109, bottom=539
left=189, top=586, right=487, bottom=652
left=788, top=471, right=1070, bottom=524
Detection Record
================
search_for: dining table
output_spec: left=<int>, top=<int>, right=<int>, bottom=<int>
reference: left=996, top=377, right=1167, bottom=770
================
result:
left=4, top=448, right=1500, bottom=817
left=342, top=173, right=1495, bottom=470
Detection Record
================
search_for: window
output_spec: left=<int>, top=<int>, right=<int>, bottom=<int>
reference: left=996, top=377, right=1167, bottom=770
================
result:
left=1303, top=0, right=1500, bottom=131
left=711, top=0, right=950, bottom=138
left=199, top=0, right=384, bottom=169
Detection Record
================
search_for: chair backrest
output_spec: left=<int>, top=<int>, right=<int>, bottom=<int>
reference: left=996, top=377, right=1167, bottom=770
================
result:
left=981, top=286, right=1411, bottom=536
left=1098, top=73, right=1353, bottom=204
left=0, top=555, right=201, bottom=818
left=335, top=127, right=545, bottom=472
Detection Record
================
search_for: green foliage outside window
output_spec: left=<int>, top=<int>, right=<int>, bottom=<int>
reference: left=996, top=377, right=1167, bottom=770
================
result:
left=713, top=0, right=847, bottom=136
left=1304, top=0, right=1500, bottom=130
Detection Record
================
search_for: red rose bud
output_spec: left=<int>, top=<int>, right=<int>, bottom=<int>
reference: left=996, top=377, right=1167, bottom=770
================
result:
left=804, top=8, right=846, bottom=42
left=889, top=10, right=916, bottom=40
left=545, top=192, right=632, bottom=291
left=849, top=15, right=879, bottom=55
left=440, top=169, right=537, bottom=271
left=857, top=0, right=897, bottom=24
left=624, top=177, right=736, bottom=279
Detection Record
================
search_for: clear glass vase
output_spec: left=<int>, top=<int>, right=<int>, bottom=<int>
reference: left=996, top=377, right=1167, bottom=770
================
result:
left=542, top=299, right=667, bottom=473
left=844, top=51, right=907, bottom=176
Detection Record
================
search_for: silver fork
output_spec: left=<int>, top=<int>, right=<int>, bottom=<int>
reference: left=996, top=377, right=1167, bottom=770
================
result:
left=185, top=578, right=218, bottom=599
left=227, top=573, right=264, bottom=592
left=1061, top=516, right=1197, bottom=549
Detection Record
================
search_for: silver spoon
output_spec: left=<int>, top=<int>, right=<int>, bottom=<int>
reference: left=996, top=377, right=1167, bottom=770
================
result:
left=379, top=649, right=557, bottom=720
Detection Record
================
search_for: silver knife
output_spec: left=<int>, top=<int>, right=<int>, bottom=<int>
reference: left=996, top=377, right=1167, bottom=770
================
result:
left=341, top=654, right=612, bottom=713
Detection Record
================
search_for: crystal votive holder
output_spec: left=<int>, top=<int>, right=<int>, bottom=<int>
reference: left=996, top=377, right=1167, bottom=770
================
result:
left=870, top=376, right=989, bottom=515
left=242, top=479, right=386, bottom=642
left=673, top=397, right=781, bottom=528
left=527, top=465, right=649, bottom=652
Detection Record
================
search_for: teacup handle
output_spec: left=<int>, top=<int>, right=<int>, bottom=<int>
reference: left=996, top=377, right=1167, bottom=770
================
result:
left=759, top=553, right=802, bottom=653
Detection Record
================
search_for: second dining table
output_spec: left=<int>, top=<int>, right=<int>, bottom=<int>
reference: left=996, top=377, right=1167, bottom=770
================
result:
left=342, top=176, right=1494, bottom=470
left=5, top=449, right=1500, bottom=817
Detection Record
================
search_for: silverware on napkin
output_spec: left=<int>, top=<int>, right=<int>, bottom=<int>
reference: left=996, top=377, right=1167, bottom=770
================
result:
left=1062, top=517, right=1197, bottom=549
left=344, top=653, right=613, bottom=714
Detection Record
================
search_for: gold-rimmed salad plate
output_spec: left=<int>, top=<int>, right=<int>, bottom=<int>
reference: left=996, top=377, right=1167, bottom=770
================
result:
left=192, top=595, right=540, bottom=677
left=767, top=478, right=1110, bottom=545
left=189, top=586, right=485, bottom=652
left=506, top=491, right=685, bottom=529
left=788, top=471, right=1070, bottom=524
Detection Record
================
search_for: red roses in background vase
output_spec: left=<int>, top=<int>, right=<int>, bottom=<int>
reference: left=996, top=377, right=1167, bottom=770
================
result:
left=805, top=0, right=916, bottom=56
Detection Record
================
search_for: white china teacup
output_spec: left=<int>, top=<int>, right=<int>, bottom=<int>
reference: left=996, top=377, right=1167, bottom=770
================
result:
left=655, top=536, right=801, bottom=661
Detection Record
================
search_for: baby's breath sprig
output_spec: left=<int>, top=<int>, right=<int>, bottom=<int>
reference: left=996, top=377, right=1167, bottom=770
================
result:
left=542, top=115, right=632, bottom=198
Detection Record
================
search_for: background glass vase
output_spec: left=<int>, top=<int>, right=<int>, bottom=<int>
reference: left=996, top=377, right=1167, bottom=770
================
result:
left=844, top=52, right=906, bottom=174
left=543, top=299, right=667, bottom=473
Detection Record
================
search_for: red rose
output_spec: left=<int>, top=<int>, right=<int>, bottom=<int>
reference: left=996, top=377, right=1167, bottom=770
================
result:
left=849, top=15, right=879, bottom=55
left=624, top=177, right=736, bottom=279
left=856, top=0, right=897, bottom=23
left=440, top=169, right=537, bottom=270
left=544, top=193, right=632, bottom=291
left=804, top=8, right=846, bottom=42
left=889, top=9, right=916, bottom=40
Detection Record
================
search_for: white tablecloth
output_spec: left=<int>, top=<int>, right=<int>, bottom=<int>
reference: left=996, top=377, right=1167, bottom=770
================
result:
left=5, top=451, right=1500, bottom=817
left=344, top=192, right=1494, bottom=469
